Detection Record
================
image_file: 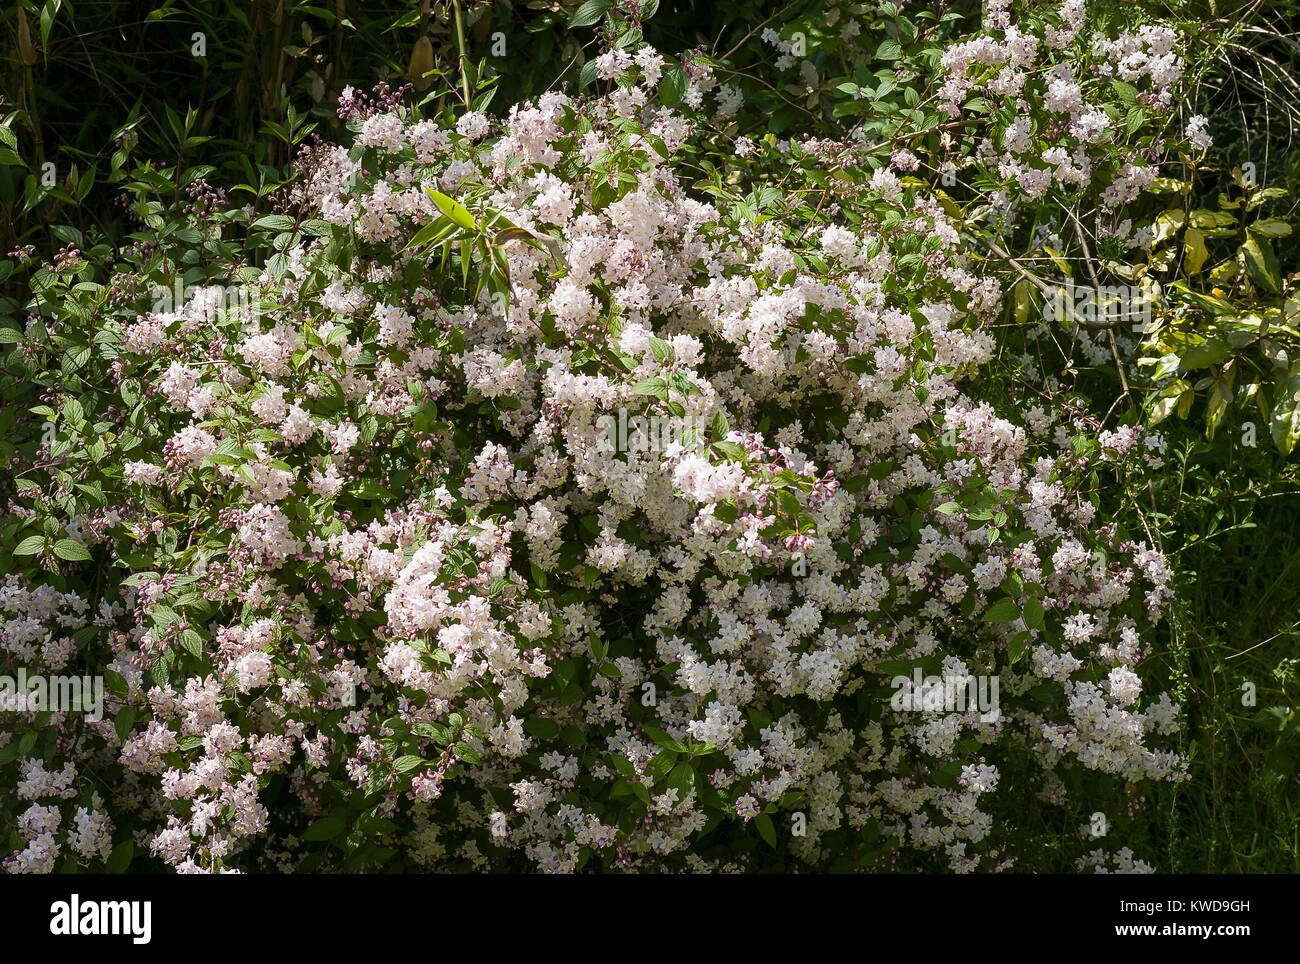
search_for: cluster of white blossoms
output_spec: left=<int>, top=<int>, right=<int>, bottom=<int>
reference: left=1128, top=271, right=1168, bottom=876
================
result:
left=0, top=580, right=125, bottom=873
left=937, top=1, right=1189, bottom=216
left=3, top=2, right=1194, bottom=873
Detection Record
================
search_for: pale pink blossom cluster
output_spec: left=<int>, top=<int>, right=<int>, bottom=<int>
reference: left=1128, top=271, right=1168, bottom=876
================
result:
left=0, top=33, right=1190, bottom=874
left=937, top=2, right=1184, bottom=216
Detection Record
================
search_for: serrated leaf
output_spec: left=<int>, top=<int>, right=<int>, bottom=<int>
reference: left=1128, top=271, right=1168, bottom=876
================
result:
left=631, top=376, right=667, bottom=398
left=1007, top=630, right=1031, bottom=663
left=982, top=597, right=1020, bottom=623
left=659, top=66, right=687, bottom=107
left=393, top=755, right=425, bottom=772
left=411, top=722, right=452, bottom=744
left=13, top=535, right=46, bottom=556
left=569, top=0, right=612, bottom=27
left=252, top=214, right=296, bottom=231
left=53, top=539, right=91, bottom=561
left=648, top=337, right=674, bottom=363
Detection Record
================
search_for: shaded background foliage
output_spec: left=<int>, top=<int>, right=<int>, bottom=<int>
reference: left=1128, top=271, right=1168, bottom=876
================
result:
left=1, top=0, right=1298, bottom=870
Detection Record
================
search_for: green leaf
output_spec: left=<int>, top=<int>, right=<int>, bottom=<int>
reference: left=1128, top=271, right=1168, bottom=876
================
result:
left=711, top=440, right=747, bottom=460
left=523, top=718, right=559, bottom=739
left=179, top=630, right=204, bottom=659
left=104, top=670, right=129, bottom=698
left=114, top=707, right=136, bottom=743
left=52, top=539, right=91, bottom=561
left=666, top=761, right=695, bottom=801
left=150, top=649, right=174, bottom=688
left=393, top=755, right=425, bottom=772
left=1007, top=631, right=1031, bottom=664
left=406, top=215, right=457, bottom=251
left=876, top=39, right=902, bottom=60
left=302, top=814, right=348, bottom=841
left=982, top=597, right=1020, bottom=623
left=424, top=186, right=477, bottom=232
left=754, top=812, right=777, bottom=847
left=569, top=0, right=612, bottom=27
left=631, top=376, right=667, bottom=398
left=1182, top=226, right=1207, bottom=275
left=1251, top=219, right=1292, bottom=238
left=1110, top=80, right=1138, bottom=104
left=1175, top=335, right=1232, bottom=374
left=252, top=214, right=296, bottom=231
left=411, top=722, right=452, bottom=744
left=660, top=66, right=687, bottom=107
left=1023, top=595, right=1045, bottom=631
left=1125, top=106, right=1146, bottom=136
left=666, top=371, right=694, bottom=398
left=643, top=725, right=687, bottom=753
left=1149, top=379, right=1191, bottom=426
left=105, top=839, right=134, bottom=874
left=13, top=535, right=46, bottom=556
left=648, top=336, right=674, bottom=363
left=930, top=760, right=964, bottom=788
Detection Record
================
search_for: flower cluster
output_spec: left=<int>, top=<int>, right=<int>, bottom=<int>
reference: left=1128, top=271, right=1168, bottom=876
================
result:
left=1, top=22, right=1188, bottom=873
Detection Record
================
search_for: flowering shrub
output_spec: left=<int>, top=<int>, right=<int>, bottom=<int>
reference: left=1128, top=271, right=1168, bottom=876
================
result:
left=1, top=4, right=1197, bottom=874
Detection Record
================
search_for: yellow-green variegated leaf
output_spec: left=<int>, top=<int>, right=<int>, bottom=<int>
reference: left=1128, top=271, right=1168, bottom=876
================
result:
left=1208, top=258, right=1239, bottom=283
left=1247, top=186, right=1289, bottom=210
left=1153, top=208, right=1186, bottom=244
left=1190, top=209, right=1236, bottom=229
left=1269, top=362, right=1300, bottom=456
left=1183, top=226, right=1208, bottom=275
left=1251, top=219, right=1293, bottom=238
left=1243, top=233, right=1282, bottom=294
left=1150, top=378, right=1191, bottom=425
left=1042, top=245, right=1072, bottom=277
left=1205, top=379, right=1229, bottom=439
left=1013, top=279, right=1032, bottom=324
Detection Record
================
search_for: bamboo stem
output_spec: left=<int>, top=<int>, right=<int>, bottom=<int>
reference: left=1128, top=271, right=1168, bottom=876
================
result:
left=452, top=0, right=472, bottom=106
